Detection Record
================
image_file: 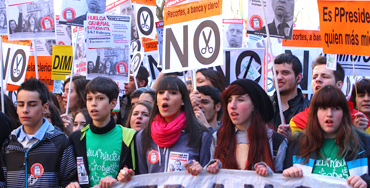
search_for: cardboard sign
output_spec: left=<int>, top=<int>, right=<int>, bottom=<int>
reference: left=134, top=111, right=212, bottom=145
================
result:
left=283, top=30, right=322, bottom=48
left=26, top=56, right=54, bottom=90
left=1, top=36, right=31, bottom=87
left=163, top=0, right=223, bottom=73
left=318, top=0, right=370, bottom=56
left=51, top=45, right=73, bottom=80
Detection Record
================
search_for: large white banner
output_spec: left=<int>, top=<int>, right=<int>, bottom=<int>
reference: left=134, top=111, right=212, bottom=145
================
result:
left=111, top=170, right=351, bottom=188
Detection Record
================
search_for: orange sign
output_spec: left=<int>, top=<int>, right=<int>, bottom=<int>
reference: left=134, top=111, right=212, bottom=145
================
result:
left=6, top=56, right=53, bottom=91
left=143, top=41, right=158, bottom=52
left=164, top=0, right=222, bottom=25
left=132, top=0, right=156, bottom=6
left=283, top=30, right=322, bottom=48
left=318, top=0, right=370, bottom=56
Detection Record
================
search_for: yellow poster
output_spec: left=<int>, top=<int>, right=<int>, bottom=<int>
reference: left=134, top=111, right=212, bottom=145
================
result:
left=51, top=45, right=73, bottom=80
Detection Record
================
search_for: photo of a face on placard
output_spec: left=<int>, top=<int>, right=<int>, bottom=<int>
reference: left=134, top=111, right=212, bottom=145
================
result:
left=59, top=0, right=107, bottom=26
left=7, top=0, right=56, bottom=40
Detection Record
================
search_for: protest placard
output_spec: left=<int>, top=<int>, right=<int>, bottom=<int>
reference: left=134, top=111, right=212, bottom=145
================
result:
left=283, top=30, right=322, bottom=48
left=86, top=48, right=130, bottom=82
left=7, top=0, right=56, bottom=40
left=1, top=36, right=31, bottom=86
left=26, top=56, right=54, bottom=90
left=134, top=2, right=158, bottom=39
left=0, top=0, right=7, bottom=35
left=106, top=0, right=141, bottom=48
left=317, top=0, right=370, bottom=56
left=111, top=169, right=351, bottom=188
left=163, top=0, right=223, bottom=73
left=85, top=13, right=131, bottom=49
left=32, top=39, right=56, bottom=56
left=72, top=26, right=86, bottom=75
left=59, top=0, right=107, bottom=26
left=51, top=45, right=73, bottom=80
left=223, top=19, right=245, bottom=48
left=156, top=21, right=163, bottom=66
left=246, top=0, right=295, bottom=40
left=56, top=15, right=72, bottom=45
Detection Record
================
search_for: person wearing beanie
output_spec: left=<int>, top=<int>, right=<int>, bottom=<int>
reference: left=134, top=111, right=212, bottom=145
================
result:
left=186, top=79, right=287, bottom=176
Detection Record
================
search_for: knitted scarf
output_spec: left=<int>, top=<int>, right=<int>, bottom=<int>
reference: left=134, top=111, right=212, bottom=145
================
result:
left=151, top=112, right=186, bottom=148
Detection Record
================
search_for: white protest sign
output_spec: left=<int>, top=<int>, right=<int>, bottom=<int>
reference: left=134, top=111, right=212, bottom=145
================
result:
left=59, top=0, right=107, bottom=26
left=1, top=38, right=31, bottom=86
left=56, top=15, right=72, bottom=46
left=134, top=3, right=158, bottom=39
left=246, top=0, right=295, bottom=40
left=163, top=0, right=223, bottom=73
left=112, top=170, right=351, bottom=188
left=0, top=1, right=8, bottom=35
left=131, top=51, right=144, bottom=76
left=219, top=48, right=265, bottom=88
left=7, top=0, right=56, bottom=40
left=85, top=13, right=131, bottom=49
left=72, top=26, right=86, bottom=75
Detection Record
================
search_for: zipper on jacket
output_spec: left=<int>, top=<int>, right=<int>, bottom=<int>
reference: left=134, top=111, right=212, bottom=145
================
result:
left=24, top=140, right=42, bottom=188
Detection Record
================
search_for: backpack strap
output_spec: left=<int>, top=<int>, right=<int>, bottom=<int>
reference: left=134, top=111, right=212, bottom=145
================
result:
left=272, top=132, right=285, bottom=158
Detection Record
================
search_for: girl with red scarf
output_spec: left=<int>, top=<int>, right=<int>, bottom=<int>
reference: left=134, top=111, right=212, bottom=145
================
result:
left=188, top=79, right=287, bottom=176
left=117, top=76, right=211, bottom=181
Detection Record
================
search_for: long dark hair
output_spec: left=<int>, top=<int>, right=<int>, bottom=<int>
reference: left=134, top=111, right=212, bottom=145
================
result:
left=298, top=85, right=359, bottom=164
left=141, top=76, right=209, bottom=156
left=64, top=76, right=89, bottom=114
left=214, top=84, right=274, bottom=171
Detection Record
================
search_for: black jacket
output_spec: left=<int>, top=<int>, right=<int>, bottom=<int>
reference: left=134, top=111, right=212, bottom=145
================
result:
left=69, top=118, right=137, bottom=187
left=0, top=121, right=77, bottom=187
left=270, top=88, right=310, bottom=131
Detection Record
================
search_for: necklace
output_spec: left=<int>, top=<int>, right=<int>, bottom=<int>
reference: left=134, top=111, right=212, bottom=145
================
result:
left=321, top=139, right=336, bottom=165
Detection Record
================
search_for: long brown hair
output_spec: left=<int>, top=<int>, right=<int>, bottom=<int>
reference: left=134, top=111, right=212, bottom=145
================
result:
left=298, top=85, right=359, bottom=163
left=214, top=84, right=275, bottom=171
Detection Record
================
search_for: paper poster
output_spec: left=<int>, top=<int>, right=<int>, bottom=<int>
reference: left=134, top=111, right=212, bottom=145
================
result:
left=131, top=51, right=144, bottom=76
left=25, top=56, right=54, bottom=90
left=56, top=15, right=72, bottom=45
left=167, top=152, right=188, bottom=172
left=32, top=39, right=56, bottom=56
left=72, top=26, right=86, bottom=75
left=156, top=21, right=163, bottom=66
left=106, top=0, right=141, bottom=48
left=163, top=0, right=223, bottom=73
left=51, top=45, right=73, bottom=80
left=246, top=0, right=295, bottom=39
left=1, top=36, right=31, bottom=86
left=85, top=13, right=131, bottom=49
left=134, top=2, right=158, bottom=39
left=0, top=0, right=7, bottom=35
left=59, top=0, right=107, bottom=26
left=223, top=19, right=245, bottom=48
left=86, top=48, right=130, bottom=82
left=7, top=0, right=56, bottom=40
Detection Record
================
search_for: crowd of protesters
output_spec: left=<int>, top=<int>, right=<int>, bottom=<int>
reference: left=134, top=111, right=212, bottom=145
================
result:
left=0, top=54, right=369, bottom=188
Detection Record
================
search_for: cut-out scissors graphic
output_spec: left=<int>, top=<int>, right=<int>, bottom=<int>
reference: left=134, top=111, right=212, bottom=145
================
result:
left=141, top=13, right=149, bottom=30
left=13, top=55, right=23, bottom=76
left=201, top=30, right=213, bottom=55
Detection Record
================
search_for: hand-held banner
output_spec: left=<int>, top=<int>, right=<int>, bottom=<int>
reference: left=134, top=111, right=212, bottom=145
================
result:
left=111, top=169, right=351, bottom=188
